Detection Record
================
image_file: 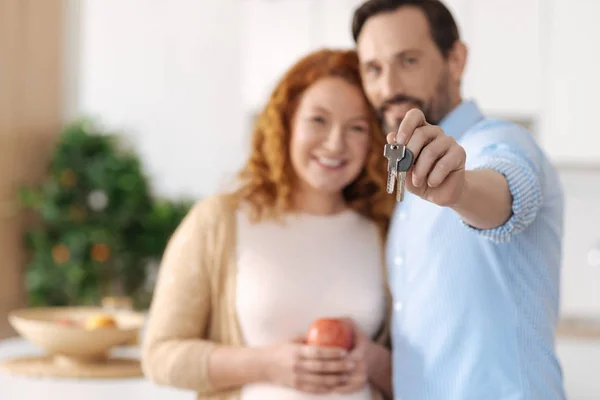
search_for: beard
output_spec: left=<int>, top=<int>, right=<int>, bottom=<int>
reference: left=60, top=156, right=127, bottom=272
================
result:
left=378, top=68, right=454, bottom=134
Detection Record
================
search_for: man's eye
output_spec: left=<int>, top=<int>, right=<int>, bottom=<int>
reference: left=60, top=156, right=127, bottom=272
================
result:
left=403, top=57, right=418, bottom=66
left=365, top=65, right=381, bottom=76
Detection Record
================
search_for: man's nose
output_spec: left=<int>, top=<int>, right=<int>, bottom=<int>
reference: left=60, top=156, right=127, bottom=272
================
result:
left=381, top=66, right=403, bottom=100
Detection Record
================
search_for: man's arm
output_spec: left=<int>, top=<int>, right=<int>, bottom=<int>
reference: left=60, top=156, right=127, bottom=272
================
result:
left=451, top=169, right=512, bottom=230
left=392, top=109, right=544, bottom=243
left=454, top=142, right=544, bottom=243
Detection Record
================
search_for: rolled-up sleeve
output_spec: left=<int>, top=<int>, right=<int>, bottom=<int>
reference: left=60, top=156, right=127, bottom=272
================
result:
left=462, top=126, right=544, bottom=243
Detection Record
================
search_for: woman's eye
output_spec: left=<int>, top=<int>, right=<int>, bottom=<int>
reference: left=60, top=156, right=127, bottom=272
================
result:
left=351, top=125, right=368, bottom=133
left=310, top=116, right=326, bottom=124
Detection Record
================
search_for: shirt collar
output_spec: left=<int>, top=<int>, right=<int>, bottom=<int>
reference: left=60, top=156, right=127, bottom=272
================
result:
left=439, top=99, right=485, bottom=140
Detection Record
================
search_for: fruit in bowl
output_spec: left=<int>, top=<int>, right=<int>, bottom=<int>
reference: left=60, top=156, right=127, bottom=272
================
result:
left=52, top=314, right=119, bottom=330
left=55, top=318, right=78, bottom=328
left=306, top=318, right=354, bottom=350
left=9, top=307, right=144, bottom=364
left=84, top=314, right=118, bottom=330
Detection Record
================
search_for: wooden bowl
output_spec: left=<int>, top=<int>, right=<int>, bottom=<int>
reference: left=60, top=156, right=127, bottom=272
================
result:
left=8, top=307, right=145, bottom=365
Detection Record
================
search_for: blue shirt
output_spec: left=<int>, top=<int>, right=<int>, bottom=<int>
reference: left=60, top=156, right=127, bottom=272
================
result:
left=387, top=100, right=566, bottom=400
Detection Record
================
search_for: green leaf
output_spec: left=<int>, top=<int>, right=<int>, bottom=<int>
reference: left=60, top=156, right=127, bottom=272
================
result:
left=19, top=187, right=42, bottom=208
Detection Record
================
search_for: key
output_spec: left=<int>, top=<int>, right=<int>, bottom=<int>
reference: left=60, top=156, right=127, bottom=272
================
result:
left=383, top=143, right=414, bottom=202
left=383, top=143, right=404, bottom=195
left=395, top=146, right=414, bottom=202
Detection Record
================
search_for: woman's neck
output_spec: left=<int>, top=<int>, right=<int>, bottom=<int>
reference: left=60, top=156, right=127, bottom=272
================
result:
left=291, top=189, right=346, bottom=216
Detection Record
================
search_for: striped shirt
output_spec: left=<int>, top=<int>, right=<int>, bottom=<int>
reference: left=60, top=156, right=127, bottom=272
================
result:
left=387, top=100, right=566, bottom=399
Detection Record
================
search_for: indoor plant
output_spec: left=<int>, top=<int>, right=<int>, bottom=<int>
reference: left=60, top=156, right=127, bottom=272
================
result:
left=19, top=119, right=192, bottom=309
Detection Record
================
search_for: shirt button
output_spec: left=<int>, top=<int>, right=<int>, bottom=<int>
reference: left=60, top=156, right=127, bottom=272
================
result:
left=398, top=211, right=408, bottom=221
left=394, top=255, right=404, bottom=266
left=394, top=301, right=403, bottom=312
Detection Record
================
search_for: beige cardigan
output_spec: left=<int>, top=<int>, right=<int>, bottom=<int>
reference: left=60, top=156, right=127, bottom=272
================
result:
left=142, top=194, right=392, bottom=400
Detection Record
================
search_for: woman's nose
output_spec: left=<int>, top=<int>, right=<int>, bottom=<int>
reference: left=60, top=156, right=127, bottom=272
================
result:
left=323, top=127, right=346, bottom=153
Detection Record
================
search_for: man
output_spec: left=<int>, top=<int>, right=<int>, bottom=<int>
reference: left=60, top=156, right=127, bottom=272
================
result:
left=352, top=0, right=566, bottom=399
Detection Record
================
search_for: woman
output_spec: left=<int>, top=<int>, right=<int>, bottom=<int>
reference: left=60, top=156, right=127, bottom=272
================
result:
left=142, top=49, right=395, bottom=400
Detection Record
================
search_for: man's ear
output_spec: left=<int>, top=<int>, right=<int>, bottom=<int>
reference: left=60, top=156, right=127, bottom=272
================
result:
left=448, top=40, right=468, bottom=84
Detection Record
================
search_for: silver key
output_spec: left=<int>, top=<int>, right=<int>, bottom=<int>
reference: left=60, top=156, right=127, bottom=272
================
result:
left=396, top=146, right=414, bottom=202
left=383, top=143, right=414, bottom=202
left=384, top=143, right=404, bottom=195
left=397, top=166, right=406, bottom=202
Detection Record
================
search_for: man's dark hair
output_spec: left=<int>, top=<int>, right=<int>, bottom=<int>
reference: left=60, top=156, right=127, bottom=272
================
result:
left=352, top=0, right=460, bottom=58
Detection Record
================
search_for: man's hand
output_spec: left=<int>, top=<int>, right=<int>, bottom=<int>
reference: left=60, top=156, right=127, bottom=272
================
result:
left=386, top=108, right=467, bottom=206
left=388, top=108, right=514, bottom=231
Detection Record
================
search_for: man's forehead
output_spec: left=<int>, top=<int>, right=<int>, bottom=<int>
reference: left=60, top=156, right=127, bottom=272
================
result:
left=356, top=6, right=433, bottom=62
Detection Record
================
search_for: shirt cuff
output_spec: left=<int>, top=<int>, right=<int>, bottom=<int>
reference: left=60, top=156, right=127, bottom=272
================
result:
left=462, top=156, right=543, bottom=243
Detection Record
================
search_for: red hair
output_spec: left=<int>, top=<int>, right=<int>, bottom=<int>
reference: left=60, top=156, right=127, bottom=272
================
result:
left=233, top=49, right=394, bottom=234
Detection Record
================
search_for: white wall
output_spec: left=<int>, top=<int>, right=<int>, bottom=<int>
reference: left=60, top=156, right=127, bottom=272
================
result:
left=444, top=0, right=542, bottom=118
left=241, top=0, right=364, bottom=111
left=73, top=0, right=245, bottom=199
left=67, top=0, right=547, bottom=199
left=558, top=170, right=600, bottom=316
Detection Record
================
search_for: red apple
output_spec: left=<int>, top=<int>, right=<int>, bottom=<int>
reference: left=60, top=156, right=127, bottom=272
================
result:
left=306, top=318, right=354, bottom=350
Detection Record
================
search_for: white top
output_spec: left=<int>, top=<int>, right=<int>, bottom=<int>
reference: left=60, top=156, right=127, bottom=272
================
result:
left=235, top=208, right=386, bottom=400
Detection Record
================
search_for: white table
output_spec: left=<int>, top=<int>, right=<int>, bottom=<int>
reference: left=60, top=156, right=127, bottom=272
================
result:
left=0, top=338, right=194, bottom=400
left=1, top=337, right=599, bottom=399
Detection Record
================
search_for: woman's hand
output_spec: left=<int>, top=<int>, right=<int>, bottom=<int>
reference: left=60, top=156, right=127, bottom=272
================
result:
left=334, top=319, right=392, bottom=397
left=258, top=335, right=356, bottom=394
